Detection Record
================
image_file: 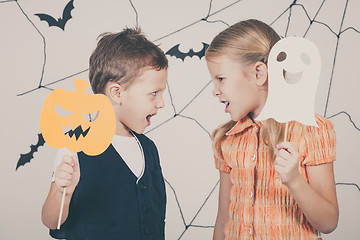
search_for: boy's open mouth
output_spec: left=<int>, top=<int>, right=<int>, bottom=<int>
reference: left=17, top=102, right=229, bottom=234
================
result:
left=146, top=113, right=157, bottom=126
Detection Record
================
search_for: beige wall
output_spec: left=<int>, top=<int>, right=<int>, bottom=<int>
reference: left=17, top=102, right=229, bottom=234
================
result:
left=1, top=0, right=359, bottom=239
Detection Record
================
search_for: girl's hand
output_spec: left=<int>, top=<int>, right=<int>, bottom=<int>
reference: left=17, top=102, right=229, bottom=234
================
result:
left=54, top=154, right=80, bottom=195
left=275, top=142, right=301, bottom=186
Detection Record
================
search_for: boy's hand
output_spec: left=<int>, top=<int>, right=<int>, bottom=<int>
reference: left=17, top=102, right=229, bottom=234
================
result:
left=54, top=154, right=80, bottom=195
left=275, top=142, right=301, bottom=186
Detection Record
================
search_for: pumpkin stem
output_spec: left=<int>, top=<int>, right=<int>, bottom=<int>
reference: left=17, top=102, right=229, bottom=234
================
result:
left=74, top=78, right=89, bottom=93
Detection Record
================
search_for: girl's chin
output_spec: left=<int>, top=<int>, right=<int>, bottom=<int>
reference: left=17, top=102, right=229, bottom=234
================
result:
left=230, top=115, right=240, bottom=121
left=230, top=113, right=247, bottom=122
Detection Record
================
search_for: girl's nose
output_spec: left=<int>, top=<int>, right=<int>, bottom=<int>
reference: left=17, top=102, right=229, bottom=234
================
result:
left=212, top=87, right=221, bottom=97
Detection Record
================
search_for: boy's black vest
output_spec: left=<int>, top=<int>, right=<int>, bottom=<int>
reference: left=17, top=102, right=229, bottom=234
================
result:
left=50, top=133, right=166, bottom=240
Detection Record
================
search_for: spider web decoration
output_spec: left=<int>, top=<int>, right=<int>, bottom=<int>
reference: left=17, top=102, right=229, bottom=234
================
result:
left=1, top=0, right=359, bottom=239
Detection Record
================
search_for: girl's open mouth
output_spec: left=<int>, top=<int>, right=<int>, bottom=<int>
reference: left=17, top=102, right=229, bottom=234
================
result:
left=222, top=101, right=230, bottom=113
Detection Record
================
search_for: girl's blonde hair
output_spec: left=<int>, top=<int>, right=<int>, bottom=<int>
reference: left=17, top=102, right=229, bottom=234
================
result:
left=205, top=19, right=284, bottom=161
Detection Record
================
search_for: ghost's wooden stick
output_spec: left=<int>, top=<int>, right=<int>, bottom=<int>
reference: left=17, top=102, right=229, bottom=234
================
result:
left=57, top=186, right=67, bottom=229
left=284, top=122, right=289, bottom=142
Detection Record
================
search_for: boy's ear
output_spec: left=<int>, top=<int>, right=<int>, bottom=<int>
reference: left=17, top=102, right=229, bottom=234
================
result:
left=254, top=61, right=268, bottom=87
left=106, top=82, right=124, bottom=104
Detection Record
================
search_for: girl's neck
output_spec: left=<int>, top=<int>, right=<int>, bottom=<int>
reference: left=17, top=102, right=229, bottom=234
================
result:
left=250, top=86, right=268, bottom=122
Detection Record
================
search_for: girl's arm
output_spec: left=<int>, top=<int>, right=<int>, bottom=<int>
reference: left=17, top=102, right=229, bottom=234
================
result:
left=42, top=155, right=80, bottom=229
left=275, top=142, right=339, bottom=234
left=213, top=171, right=232, bottom=240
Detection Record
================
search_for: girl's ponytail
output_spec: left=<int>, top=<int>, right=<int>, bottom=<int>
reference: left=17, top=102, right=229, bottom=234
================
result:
left=262, top=119, right=285, bottom=161
left=211, top=120, right=236, bottom=161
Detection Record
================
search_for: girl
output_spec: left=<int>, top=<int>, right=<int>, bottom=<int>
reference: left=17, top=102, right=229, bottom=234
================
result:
left=205, top=19, right=338, bottom=240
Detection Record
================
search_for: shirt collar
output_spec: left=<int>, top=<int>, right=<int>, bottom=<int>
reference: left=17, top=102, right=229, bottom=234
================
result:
left=226, top=115, right=260, bottom=135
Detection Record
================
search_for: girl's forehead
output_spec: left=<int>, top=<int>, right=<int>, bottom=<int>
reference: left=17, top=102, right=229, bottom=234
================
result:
left=207, top=54, right=231, bottom=64
left=207, top=54, right=245, bottom=65
left=207, top=56, right=246, bottom=71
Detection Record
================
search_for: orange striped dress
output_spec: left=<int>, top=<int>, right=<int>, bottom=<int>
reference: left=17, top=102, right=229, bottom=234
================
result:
left=215, top=114, right=336, bottom=240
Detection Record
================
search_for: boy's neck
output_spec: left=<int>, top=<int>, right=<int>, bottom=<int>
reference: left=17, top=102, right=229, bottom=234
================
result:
left=115, top=122, right=133, bottom=137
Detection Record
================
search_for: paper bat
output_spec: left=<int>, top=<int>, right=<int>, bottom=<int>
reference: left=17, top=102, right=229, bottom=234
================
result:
left=16, top=133, right=45, bottom=170
left=34, top=0, right=74, bottom=31
left=166, top=42, right=209, bottom=61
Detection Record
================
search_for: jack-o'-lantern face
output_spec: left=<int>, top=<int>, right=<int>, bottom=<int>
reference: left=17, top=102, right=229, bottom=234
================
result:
left=40, top=78, right=116, bottom=155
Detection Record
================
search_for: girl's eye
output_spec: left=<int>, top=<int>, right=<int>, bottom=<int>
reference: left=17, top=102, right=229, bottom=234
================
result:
left=217, top=77, right=224, bottom=82
left=151, top=91, right=158, bottom=96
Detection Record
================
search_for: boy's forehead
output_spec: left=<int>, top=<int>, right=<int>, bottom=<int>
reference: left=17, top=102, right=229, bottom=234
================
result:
left=130, top=68, right=167, bottom=87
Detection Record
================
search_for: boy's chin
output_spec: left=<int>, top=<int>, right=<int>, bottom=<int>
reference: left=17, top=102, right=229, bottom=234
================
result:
left=129, top=126, right=145, bottom=134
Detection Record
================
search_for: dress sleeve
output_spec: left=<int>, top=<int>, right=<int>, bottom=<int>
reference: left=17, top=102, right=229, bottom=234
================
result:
left=214, top=141, right=231, bottom=173
left=301, top=114, right=336, bottom=166
left=215, top=155, right=231, bottom=173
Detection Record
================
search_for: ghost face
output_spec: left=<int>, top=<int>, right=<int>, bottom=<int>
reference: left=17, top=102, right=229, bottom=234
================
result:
left=276, top=46, right=312, bottom=85
left=256, top=37, right=321, bottom=126
left=206, top=55, right=265, bottom=121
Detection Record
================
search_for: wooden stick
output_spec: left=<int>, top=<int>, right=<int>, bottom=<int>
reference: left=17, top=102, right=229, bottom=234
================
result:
left=57, top=187, right=67, bottom=230
left=284, top=122, right=289, bottom=142
left=277, top=122, right=290, bottom=184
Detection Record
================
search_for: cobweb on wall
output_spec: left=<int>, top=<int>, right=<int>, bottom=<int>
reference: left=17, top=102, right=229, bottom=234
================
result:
left=5, top=0, right=359, bottom=239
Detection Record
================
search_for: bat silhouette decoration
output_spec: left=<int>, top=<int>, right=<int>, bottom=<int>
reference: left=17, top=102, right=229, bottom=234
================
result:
left=16, top=133, right=45, bottom=170
left=166, top=42, right=209, bottom=61
left=34, top=0, right=74, bottom=31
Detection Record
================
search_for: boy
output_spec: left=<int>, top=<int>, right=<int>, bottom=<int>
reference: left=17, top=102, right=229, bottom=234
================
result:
left=41, top=27, right=168, bottom=240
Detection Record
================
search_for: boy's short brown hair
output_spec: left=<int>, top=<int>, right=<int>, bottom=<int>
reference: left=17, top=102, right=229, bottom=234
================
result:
left=89, top=27, right=168, bottom=94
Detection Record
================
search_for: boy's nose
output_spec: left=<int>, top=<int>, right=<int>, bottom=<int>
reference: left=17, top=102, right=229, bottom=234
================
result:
left=156, top=97, right=165, bottom=108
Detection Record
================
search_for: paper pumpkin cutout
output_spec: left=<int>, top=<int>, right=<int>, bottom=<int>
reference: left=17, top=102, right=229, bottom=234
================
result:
left=40, top=78, right=116, bottom=155
left=256, top=36, right=321, bottom=127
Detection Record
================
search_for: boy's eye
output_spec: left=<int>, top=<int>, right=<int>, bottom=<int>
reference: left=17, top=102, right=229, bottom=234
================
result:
left=217, top=77, right=224, bottom=82
left=151, top=91, right=158, bottom=96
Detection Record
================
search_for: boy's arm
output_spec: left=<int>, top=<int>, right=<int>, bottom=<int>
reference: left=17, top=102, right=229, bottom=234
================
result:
left=41, top=183, right=73, bottom=229
left=42, top=155, right=80, bottom=229
left=213, top=171, right=232, bottom=240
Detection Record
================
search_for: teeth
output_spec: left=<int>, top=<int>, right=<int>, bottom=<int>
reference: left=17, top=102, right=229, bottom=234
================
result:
left=64, top=125, right=91, bottom=140
left=63, top=124, right=72, bottom=133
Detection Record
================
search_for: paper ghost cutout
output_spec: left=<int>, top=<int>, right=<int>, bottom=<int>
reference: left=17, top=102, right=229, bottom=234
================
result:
left=256, top=36, right=321, bottom=127
left=40, top=78, right=116, bottom=155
